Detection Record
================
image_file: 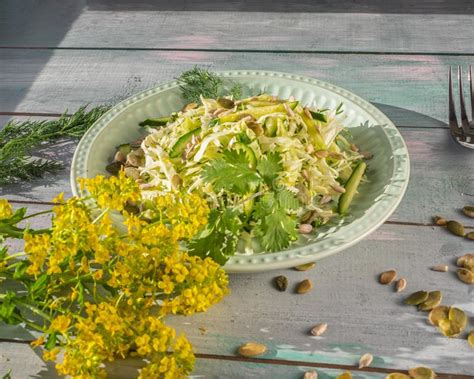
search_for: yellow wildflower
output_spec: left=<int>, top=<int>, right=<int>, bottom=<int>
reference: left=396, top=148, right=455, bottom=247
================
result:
left=50, top=315, right=72, bottom=334
left=30, top=335, right=45, bottom=348
left=43, top=347, right=60, bottom=361
left=0, top=199, right=13, bottom=220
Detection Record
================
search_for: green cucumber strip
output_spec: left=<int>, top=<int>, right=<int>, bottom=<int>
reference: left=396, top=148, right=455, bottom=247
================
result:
left=219, top=101, right=298, bottom=123
left=139, top=117, right=172, bottom=127
left=338, top=161, right=367, bottom=215
left=169, top=127, right=201, bottom=158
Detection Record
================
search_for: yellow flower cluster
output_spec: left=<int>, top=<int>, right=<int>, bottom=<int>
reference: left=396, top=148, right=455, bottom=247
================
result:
left=2, top=172, right=229, bottom=378
left=79, top=170, right=141, bottom=211
left=0, top=199, right=13, bottom=220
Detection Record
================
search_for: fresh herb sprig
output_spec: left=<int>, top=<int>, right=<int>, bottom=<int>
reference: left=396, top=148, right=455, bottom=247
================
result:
left=177, top=66, right=242, bottom=104
left=0, top=105, right=109, bottom=185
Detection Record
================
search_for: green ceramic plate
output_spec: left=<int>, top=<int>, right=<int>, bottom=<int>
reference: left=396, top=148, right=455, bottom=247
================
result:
left=71, top=71, right=409, bottom=273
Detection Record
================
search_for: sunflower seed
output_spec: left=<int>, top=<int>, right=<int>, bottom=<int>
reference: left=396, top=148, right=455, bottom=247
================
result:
left=304, top=371, right=318, bottom=379
left=404, top=290, right=429, bottom=305
left=358, top=353, right=373, bottom=369
left=433, top=216, right=447, bottom=226
left=407, top=367, right=436, bottom=379
left=379, top=270, right=397, bottom=285
left=294, top=262, right=316, bottom=271
left=446, top=220, right=465, bottom=236
left=274, top=275, right=288, bottom=292
left=430, top=265, right=448, bottom=272
left=310, top=323, right=327, bottom=336
left=330, top=183, right=346, bottom=193
left=304, top=107, right=314, bottom=120
left=462, top=206, right=474, bottom=218
left=299, top=223, right=313, bottom=234
left=418, top=291, right=442, bottom=311
left=457, top=268, right=474, bottom=284
left=238, top=342, right=267, bottom=357
left=314, top=150, right=329, bottom=159
left=320, top=195, right=333, bottom=205
left=296, top=279, right=313, bottom=294
left=428, top=306, right=450, bottom=326
left=396, top=278, right=407, bottom=292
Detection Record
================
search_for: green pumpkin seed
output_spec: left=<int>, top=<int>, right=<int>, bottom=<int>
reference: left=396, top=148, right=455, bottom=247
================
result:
left=468, top=331, right=474, bottom=349
left=438, top=318, right=464, bottom=337
left=428, top=306, right=449, bottom=326
left=446, top=220, right=465, bottom=236
left=448, top=307, right=468, bottom=332
left=408, top=366, right=436, bottom=379
left=457, top=268, right=474, bottom=284
left=465, top=232, right=474, bottom=240
left=463, top=206, right=474, bottom=218
left=404, top=290, right=429, bottom=305
left=418, top=291, right=442, bottom=311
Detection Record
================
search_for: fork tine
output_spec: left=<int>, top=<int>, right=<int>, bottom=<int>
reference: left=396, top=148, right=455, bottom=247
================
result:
left=449, top=66, right=463, bottom=139
left=458, top=66, right=471, bottom=135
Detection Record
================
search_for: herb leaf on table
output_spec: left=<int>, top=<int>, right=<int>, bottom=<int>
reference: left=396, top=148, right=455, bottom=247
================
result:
left=0, top=105, right=109, bottom=185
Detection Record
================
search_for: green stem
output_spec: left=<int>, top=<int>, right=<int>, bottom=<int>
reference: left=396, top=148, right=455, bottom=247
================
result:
left=92, top=208, right=109, bottom=224
left=11, top=314, right=47, bottom=333
left=2, top=251, right=27, bottom=261
left=20, top=302, right=52, bottom=322
left=22, top=209, right=53, bottom=220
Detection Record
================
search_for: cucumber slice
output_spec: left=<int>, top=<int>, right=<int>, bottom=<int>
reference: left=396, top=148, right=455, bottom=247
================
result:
left=264, top=117, right=279, bottom=137
left=139, top=117, right=171, bottom=127
left=298, top=111, right=326, bottom=149
left=338, top=161, right=366, bottom=215
left=309, top=110, right=328, bottom=123
left=169, top=127, right=201, bottom=158
left=219, top=101, right=298, bottom=123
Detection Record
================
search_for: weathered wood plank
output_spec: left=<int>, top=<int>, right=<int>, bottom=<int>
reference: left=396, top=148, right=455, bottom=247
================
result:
left=1, top=127, right=473, bottom=227
left=0, top=49, right=464, bottom=126
left=0, top=342, right=392, bottom=379
left=1, top=223, right=473, bottom=374
left=1, top=1, right=474, bottom=54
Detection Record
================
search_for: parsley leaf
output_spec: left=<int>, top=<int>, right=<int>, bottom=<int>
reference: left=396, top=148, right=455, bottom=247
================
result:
left=202, top=150, right=261, bottom=195
left=188, top=208, right=243, bottom=265
left=254, top=190, right=299, bottom=252
left=256, top=152, right=282, bottom=186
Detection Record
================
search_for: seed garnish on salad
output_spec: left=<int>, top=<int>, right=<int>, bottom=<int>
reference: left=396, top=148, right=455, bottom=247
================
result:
left=105, top=69, right=371, bottom=264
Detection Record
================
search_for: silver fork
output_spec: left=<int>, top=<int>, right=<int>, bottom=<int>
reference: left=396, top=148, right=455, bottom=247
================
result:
left=449, top=65, right=474, bottom=148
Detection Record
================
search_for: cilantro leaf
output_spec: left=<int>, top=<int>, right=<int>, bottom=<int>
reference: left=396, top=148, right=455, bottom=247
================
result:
left=253, top=190, right=298, bottom=252
left=202, top=150, right=261, bottom=195
left=188, top=208, right=243, bottom=265
left=256, top=152, right=282, bottom=187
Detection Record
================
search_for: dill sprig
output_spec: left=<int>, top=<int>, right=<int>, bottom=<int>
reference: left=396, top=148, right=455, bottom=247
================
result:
left=0, top=105, right=110, bottom=185
left=177, top=66, right=242, bottom=104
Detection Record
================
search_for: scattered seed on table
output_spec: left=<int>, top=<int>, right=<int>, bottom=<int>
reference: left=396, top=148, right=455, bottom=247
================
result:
left=296, top=279, right=313, bottom=294
left=274, top=275, right=288, bottom=292
left=358, top=353, right=373, bottom=369
left=433, top=216, right=447, bottom=226
left=430, top=265, right=448, bottom=272
left=238, top=342, right=267, bottom=357
left=446, top=220, right=465, bottom=236
left=294, top=262, right=316, bottom=271
left=379, top=270, right=397, bottom=285
left=303, top=371, right=317, bottom=379
left=395, top=278, right=407, bottom=293
left=310, top=323, right=327, bottom=336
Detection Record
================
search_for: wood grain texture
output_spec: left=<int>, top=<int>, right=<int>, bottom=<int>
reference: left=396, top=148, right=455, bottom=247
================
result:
left=0, top=49, right=464, bottom=127
left=1, top=222, right=473, bottom=374
left=1, top=127, right=473, bottom=227
left=1, top=1, right=474, bottom=54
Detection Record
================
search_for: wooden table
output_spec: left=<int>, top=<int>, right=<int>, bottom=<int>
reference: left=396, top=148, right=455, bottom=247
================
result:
left=1, top=1, right=473, bottom=378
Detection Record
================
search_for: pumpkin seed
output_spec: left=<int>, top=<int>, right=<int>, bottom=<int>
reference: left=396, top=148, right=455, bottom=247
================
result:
left=428, top=306, right=449, bottom=326
left=217, top=98, right=235, bottom=109
left=379, top=270, right=397, bottom=285
left=457, top=253, right=474, bottom=270
left=446, top=220, right=465, bottom=236
left=418, top=291, right=442, bottom=311
left=468, top=330, right=474, bottom=348
left=385, top=374, right=410, bottom=379
left=124, top=166, right=140, bottom=180
left=114, top=150, right=127, bottom=163
left=433, top=216, right=447, bottom=226
left=404, top=290, right=429, bottom=305
left=407, top=367, right=436, bottom=379
left=238, top=342, right=267, bottom=357
left=304, top=371, right=318, bottom=379
left=106, top=161, right=123, bottom=175
left=438, top=318, right=463, bottom=338
left=396, top=278, right=407, bottom=292
left=294, top=262, right=316, bottom=271
left=449, top=307, right=467, bottom=330
left=336, top=372, right=352, bottom=379
left=274, top=275, right=288, bottom=292
left=457, top=268, right=474, bottom=284
left=358, top=353, right=373, bottom=369
left=299, top=223, right=313, bottom=234
left=430, top=265, right=448, bottom=272
left=462, top=205, right=474, bottom=218
left=465, top=232, right=474, bottom=240
left=310, top=323, right=327, bottom=336
left=296, top=279, right=313, bottom=294
left=182, top=102, right=198, bottom=112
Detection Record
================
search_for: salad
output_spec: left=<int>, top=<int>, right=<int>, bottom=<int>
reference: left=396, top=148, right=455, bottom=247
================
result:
left=106, top=94, right=369, bottom=264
